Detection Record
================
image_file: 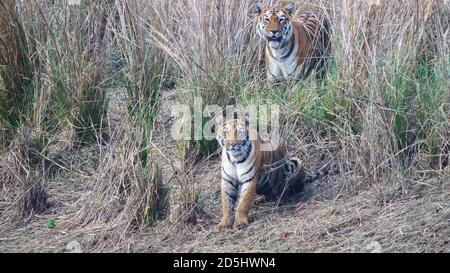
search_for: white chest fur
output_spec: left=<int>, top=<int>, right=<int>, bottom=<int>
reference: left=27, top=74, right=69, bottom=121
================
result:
left=221, top=144, right=256, bottom=183
left=266, top=41, right=300, bottom=80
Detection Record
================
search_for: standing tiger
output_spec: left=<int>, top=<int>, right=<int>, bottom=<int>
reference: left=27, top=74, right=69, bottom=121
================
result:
left=215, top=114, right=338, bottom=230
left=252, top=1, right=331, bottom=82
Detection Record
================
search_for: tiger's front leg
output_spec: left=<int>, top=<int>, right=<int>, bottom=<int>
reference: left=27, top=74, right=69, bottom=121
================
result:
left=234, top=178, right=257, bottom=229
left=216, top=177, right=238, bottom=231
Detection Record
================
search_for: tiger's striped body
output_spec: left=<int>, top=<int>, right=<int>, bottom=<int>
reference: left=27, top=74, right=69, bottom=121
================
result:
left=215, top=115, right=337, bottom=230
left=253, top=2, right=331, bottom=82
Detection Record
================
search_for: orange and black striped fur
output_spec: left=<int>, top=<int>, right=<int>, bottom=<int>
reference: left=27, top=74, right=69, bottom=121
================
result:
left=215, top=115, right=337, bottom=230
left=252, top=1, right=331, bottom=82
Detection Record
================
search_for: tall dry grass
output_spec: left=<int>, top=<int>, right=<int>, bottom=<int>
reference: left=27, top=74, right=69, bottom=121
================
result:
left=0, top=0, right=448, bottom=244
left=0, top=1, right=34, bottom=143
left=0, top=0, right=51, bottom=217
left=143, top=0, right=449, bottom=204
left=330, top=0, right=450, bottom=180
left=38, top=0, right=115, bottom=147
left=68, top=0, right=170, bottom=235
left=146, top=0, right=263, bottom=157
left=1, top=0, right=117, bottom=218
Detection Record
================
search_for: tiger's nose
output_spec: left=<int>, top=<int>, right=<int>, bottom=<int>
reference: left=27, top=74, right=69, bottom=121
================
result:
left=271, top=30, right=279, bottom=34
left=229, top=139, right=242, bottom=147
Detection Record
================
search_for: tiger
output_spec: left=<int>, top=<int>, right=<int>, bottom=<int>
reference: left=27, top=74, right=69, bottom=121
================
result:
left=215, top=114, right=338, bottom=230
left=252, top=1, right=331, bottom=82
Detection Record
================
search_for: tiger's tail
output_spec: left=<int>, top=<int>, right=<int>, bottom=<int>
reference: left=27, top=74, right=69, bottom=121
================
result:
left=305, top=161, right=340, bottom=184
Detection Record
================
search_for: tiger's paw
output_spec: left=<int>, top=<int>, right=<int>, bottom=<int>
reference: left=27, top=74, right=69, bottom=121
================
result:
left=215, top=219, right=232, bottom=231
left=234, top=216, right=249, bottom=230
left=254, top=195, right=266, bottom=205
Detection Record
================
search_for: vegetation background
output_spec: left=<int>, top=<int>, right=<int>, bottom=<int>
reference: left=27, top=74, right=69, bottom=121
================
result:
left=0, top=0, right=448, bottom=252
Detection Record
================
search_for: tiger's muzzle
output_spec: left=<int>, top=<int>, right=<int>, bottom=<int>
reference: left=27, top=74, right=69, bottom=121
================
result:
left=268, top=36, right=282, bottom=43
left=226, top=139, right=249, bottom=158
left=266, top=31, right=284, bottom=48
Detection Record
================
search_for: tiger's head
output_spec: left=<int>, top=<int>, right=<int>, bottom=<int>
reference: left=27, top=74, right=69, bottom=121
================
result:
left=216, top=114, right=251, bottom=158
left=252, top=1, right=297, bottom=49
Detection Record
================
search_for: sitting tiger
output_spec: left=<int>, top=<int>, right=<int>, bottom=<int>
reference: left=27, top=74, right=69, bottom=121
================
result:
left=215, top=114, right=337, bottom=230
left=252, top=1, right=331, bottom=82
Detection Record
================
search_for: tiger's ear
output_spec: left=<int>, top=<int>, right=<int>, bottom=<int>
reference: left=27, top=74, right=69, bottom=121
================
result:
left=251, top=2, right=263, bottom=15
left=285, top=2, right=296, bottom=16
left=243, top=114, right=250, bottom=126
left=215, top=114, right=224, bottom=146
left=215, top=114, right=224, bottom=125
